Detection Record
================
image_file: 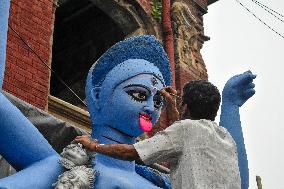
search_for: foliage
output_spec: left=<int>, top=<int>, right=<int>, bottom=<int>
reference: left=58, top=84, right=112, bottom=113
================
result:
left=151, top=0, right=162, bottom=20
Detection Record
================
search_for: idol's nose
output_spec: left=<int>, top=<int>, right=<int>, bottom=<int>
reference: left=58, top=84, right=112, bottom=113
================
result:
left=143, top=99, right=155, bottom=115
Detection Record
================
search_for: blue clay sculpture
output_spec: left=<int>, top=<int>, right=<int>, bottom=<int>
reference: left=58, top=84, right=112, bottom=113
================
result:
left=220, top=71, right=256, bottom=189
left=0, top=6, right=172, bottom=186
left=0, top=1, right=254, bottom=188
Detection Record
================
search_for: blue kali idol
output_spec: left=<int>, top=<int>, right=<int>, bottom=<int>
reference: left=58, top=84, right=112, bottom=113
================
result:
left=83, top=35, right=173, bottom=188
left=0, top=1, right=255, bottom=187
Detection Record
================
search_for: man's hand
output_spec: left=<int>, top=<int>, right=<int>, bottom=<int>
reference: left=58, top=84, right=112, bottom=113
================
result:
left=222, top=71, right=256, bottom=107
left=75, top=135, right=99, bottom=151
left=159, top=87, right=178, bottom=106
left=159, top=87, right=180, bottom=123
left=75, top=135, right=139, bottom=161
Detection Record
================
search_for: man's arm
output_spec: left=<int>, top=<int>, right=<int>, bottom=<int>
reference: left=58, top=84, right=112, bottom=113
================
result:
left=220, top=71, right=256, bottom=189
left=75, top=135, right=139, bottom=161
left=76, top=121, right=181, bottom=165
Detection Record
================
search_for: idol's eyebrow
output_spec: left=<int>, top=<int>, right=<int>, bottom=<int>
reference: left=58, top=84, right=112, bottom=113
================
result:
left=123, top=84, right=151, bottom=93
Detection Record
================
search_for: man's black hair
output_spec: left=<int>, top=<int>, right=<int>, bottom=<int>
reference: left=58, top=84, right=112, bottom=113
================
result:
left=182, top=80, right=221, bottom=121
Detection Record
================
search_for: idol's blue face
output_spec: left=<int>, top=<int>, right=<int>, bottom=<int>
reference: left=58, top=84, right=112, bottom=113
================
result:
left=100, top=73, right=164, bottom=137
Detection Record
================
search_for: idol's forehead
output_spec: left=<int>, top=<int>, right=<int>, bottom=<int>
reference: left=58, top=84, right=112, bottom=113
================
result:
left=117, top=73, right=164, bottom=91
left=101, top=59, right=165, bottom=89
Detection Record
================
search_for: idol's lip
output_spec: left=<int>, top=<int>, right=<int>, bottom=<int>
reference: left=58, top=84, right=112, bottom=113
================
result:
left=140, top=113, right=152, bottom=121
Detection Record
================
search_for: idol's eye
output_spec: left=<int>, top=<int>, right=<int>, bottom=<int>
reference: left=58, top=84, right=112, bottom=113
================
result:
left=126, top=90, right=147, bottom=102
left=154, top=100, right=163, bottom=109
left=154, top=94, right=164, bottom=109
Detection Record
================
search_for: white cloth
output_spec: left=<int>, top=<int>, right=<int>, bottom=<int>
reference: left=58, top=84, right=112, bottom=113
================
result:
left=134, top=119, right=241, bottom=189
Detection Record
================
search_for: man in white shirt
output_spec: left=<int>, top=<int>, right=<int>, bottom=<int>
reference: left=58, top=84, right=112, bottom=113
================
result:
left=76, top=80, right=241, bottom=189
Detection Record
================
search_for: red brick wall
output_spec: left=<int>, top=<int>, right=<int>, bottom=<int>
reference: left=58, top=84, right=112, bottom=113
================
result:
left=3, top=0, right=55, bottom=110
left=176, top=63, right=208, bottom=91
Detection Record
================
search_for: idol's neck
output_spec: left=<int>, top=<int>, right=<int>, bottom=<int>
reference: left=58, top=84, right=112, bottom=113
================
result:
left=91, top=124, right=136, bottom=144
left=91, top=124, right=136, bottom=172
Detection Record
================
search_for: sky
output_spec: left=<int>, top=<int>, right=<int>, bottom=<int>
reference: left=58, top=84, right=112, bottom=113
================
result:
left=202, top=0, right=284, bottom=188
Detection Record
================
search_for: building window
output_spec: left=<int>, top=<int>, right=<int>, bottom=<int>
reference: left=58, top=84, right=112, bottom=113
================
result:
left=50, top=0, right=125, bottom=110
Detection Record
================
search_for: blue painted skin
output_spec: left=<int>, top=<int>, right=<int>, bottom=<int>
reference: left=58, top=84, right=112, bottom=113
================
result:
left=0, top=0, right=10, bottom=89
left=135, top=164, right=171, bottom=189
left=220, top=71, right=256, bottom=189
left=0, top=5, right=252, bottom=187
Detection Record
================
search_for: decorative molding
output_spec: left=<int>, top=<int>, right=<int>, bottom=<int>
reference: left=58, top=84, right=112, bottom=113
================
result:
left=192, top=0, right=207, bottom=13
left=48, top=95, right=92, bottom=132
left=172, top=2, right=199, bottom=67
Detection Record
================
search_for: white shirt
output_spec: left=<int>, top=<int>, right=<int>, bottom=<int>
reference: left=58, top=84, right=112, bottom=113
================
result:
left=134, top=119, right=241, bottom=189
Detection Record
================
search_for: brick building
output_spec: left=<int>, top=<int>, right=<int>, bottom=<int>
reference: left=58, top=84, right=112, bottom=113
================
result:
left=4, top=0, right=219, bottom=132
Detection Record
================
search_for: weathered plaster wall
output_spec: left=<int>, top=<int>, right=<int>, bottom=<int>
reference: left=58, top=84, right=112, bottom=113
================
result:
left=172, top=1, right=209, bottom=96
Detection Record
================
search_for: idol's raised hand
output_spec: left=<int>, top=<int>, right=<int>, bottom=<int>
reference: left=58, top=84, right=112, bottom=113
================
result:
left=222, top=71, right=256, bottom=107
left=220, top=70, right=256, bottom=189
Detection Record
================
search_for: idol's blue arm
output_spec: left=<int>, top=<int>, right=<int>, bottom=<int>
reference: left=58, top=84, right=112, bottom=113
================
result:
left=0, top=0, right=10, bottom=89
left=0, top=93, right=59, bottom=170
left=220, top=71, right=256, bottom=189
left=0, top=1, right=63, bottom=188
left=0, top=155, right=62, bottom=189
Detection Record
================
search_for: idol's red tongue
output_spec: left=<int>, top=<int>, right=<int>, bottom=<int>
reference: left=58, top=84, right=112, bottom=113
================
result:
left=139, top=114, right=153, bottom=132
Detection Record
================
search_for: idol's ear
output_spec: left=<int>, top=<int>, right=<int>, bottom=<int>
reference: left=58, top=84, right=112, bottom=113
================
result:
left=91, top=87, right=101, bottom=110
